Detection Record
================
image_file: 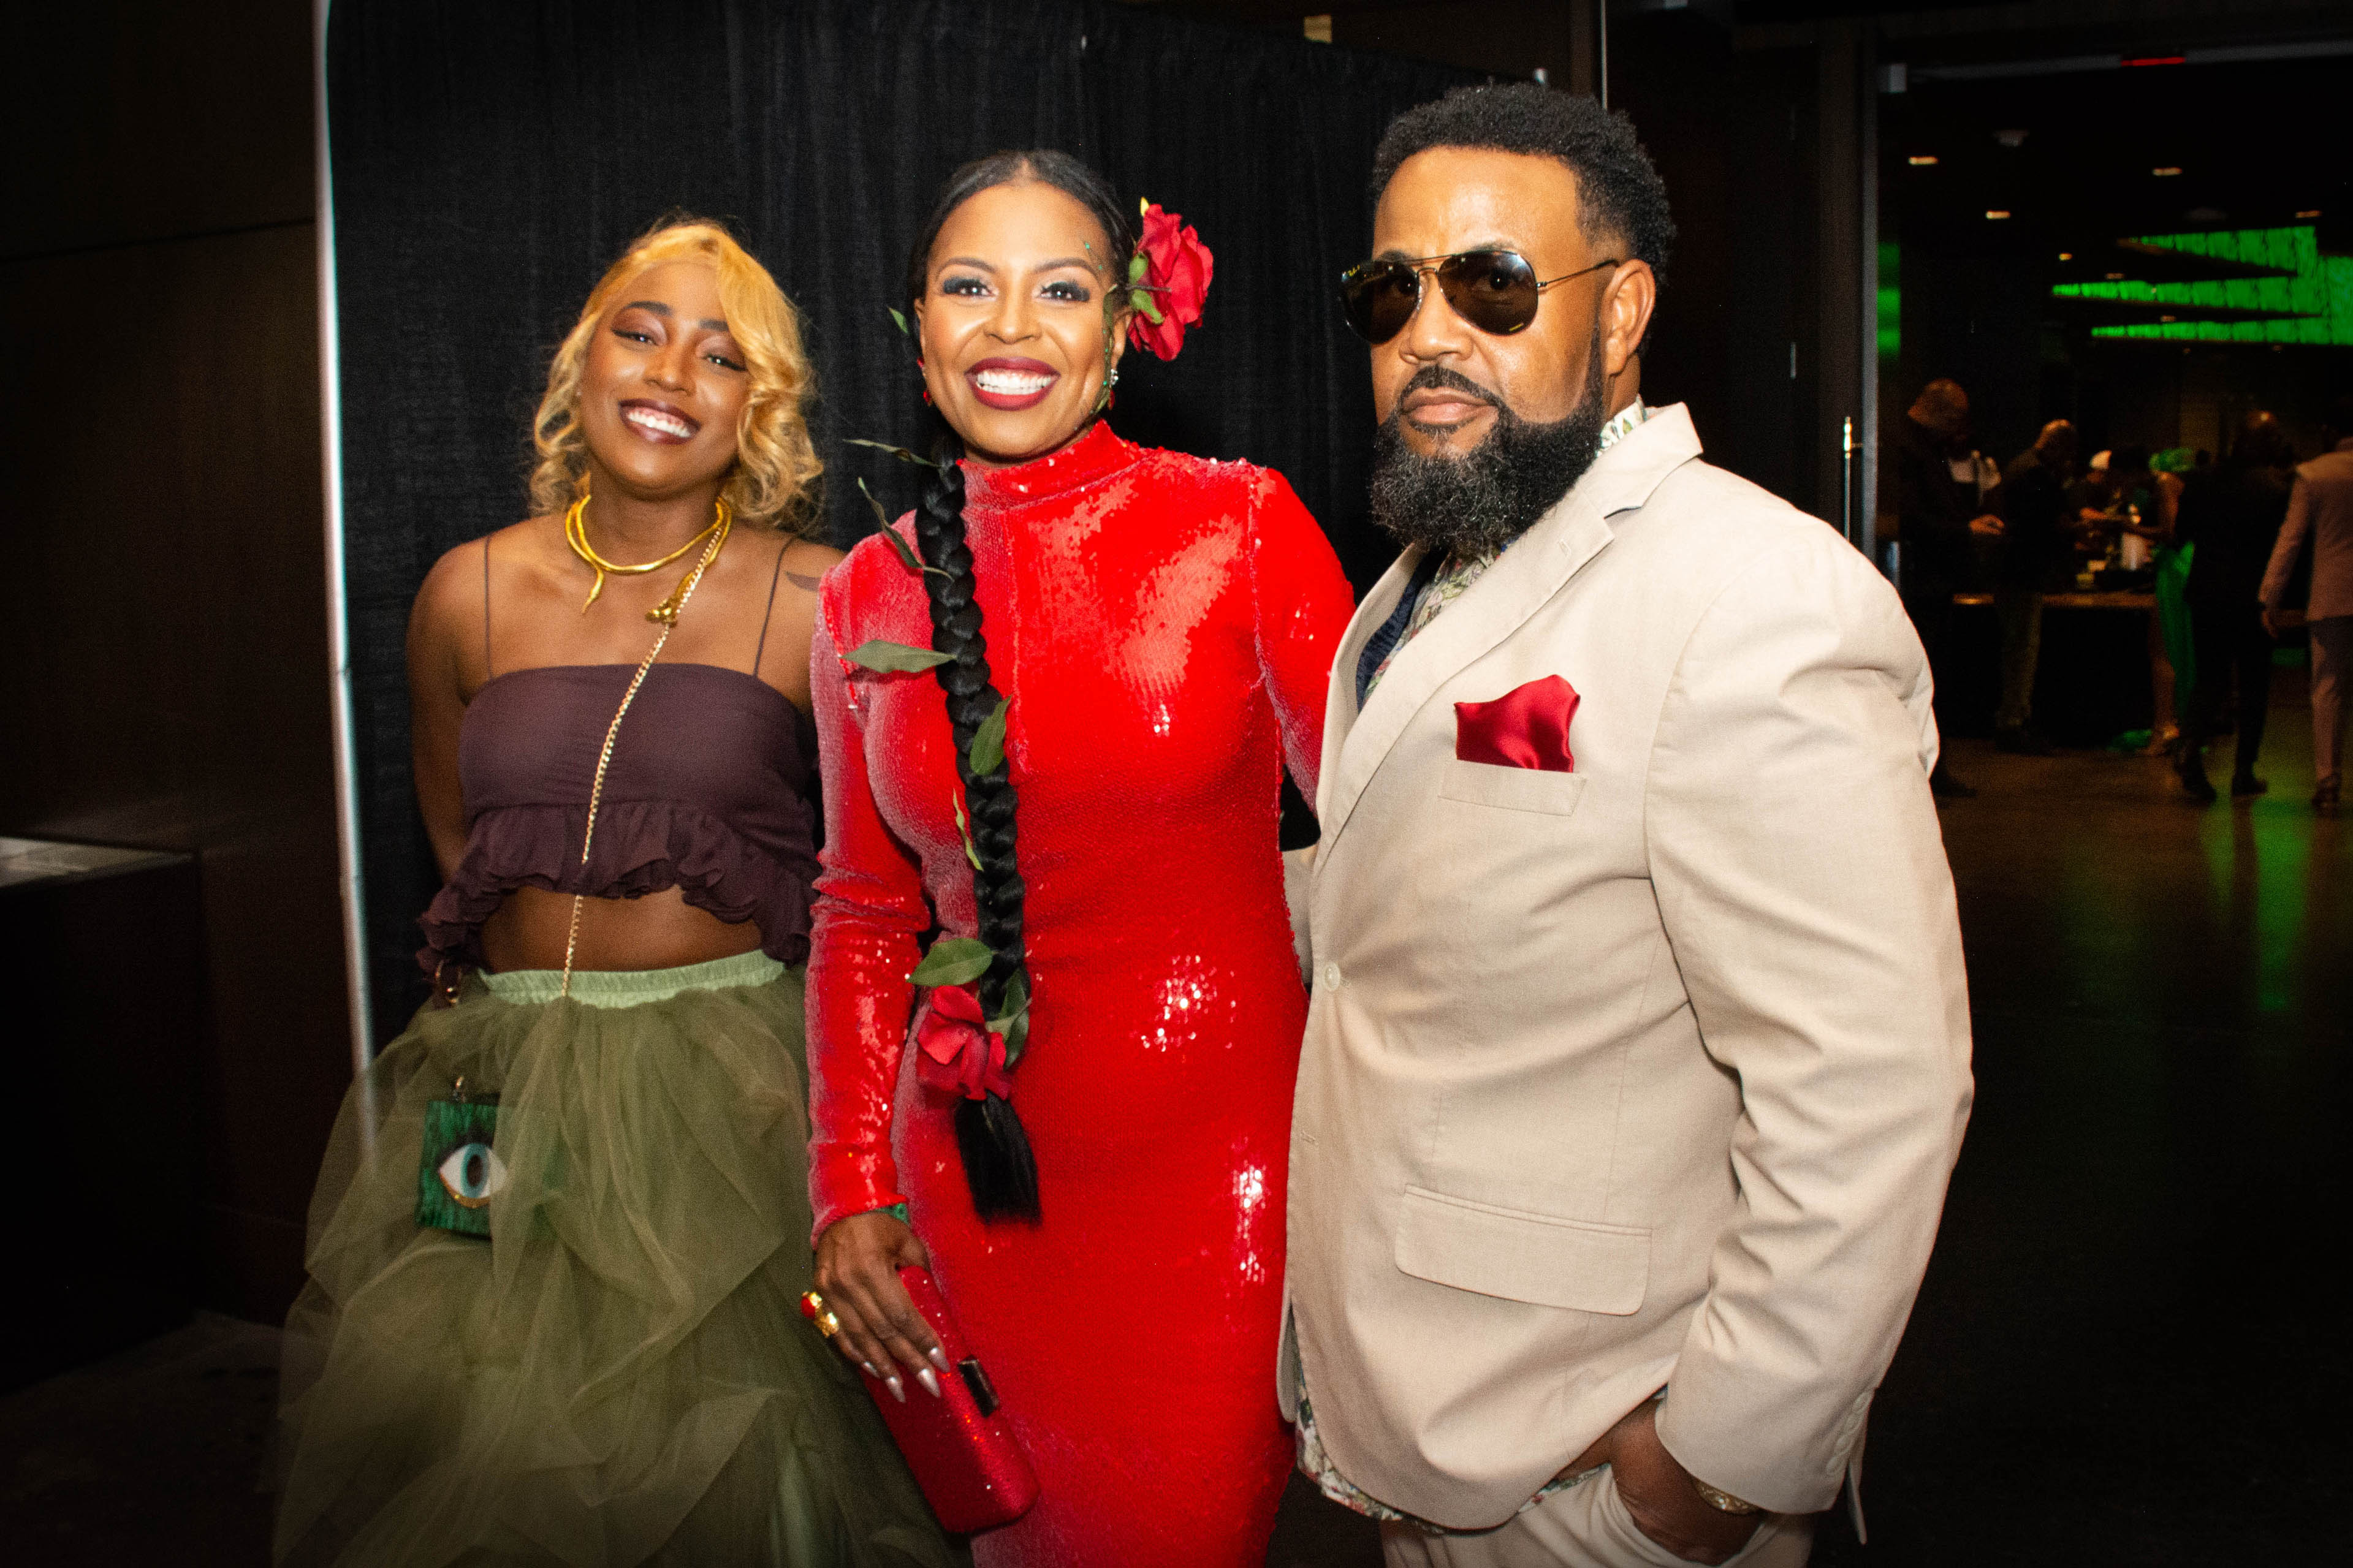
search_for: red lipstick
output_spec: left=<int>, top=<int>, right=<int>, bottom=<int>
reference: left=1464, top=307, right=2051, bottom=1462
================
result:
left=966, top=357, right=1060, bottom=412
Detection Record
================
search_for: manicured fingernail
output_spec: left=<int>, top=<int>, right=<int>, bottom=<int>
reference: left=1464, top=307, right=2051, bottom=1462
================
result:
left=928, top=1347, right=951, bottom=1373
left=886, top=1374, right=906, bottom=1403
left=918, top=1367, right=942, bottom=1398
left=861, top=1362, right=880, bottom=1378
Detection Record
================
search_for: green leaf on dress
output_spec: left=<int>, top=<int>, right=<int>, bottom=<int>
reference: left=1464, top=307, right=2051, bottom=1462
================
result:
left=848, top=437, right=940, bottom=469
left=859, top=481, right=948, bottom=578
left=952, top=790, right=982, bottom=871
left=888, top=306, right=911, bottom=337
left=990, top=968, right=1032, bottom=1063
left=968, top=697, right=1009, bottom=775
left=910, top=937, right=992, bottom=987
left=848, top=639, right=951, bottom=673
left=862, top=487, right=922, bottom=571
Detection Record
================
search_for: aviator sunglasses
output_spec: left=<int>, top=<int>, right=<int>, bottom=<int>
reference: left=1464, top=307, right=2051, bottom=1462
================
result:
left=1338, top=250, right=1621, bottom=344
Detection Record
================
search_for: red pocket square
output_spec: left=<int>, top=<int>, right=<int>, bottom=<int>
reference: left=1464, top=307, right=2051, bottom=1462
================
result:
left=1454, top=676, right=1579, bottom=772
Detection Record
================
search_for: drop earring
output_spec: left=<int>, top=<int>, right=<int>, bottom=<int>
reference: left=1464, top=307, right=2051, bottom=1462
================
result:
left=917, top=358, right=931, bottom=406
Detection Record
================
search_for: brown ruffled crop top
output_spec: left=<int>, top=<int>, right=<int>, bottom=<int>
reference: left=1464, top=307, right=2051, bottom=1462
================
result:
left=417, top=662, right=821, bottom=976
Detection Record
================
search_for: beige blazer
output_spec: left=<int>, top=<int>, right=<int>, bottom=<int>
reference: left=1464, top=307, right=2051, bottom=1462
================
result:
left=2262, top=439, right=2353, bottom=623
left=1280, top=406, right=1973, bottom=1527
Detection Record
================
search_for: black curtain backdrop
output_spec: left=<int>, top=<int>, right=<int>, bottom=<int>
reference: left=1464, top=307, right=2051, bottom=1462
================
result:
left=329, top=0, right=1475, bottom=1041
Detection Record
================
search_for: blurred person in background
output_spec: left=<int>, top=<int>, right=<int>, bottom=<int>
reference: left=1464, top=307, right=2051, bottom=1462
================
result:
left=1993, top=420, right=2080, bottom=755
left=2176, top=413, right=2295, bottom=802
left=2080, top=445, right=2189, bottom=754
left=1890, top=378, right=2005, bottom=796
left=2144, top=447, right=2200, bottom=756
left=2262, top=394, right=2353, bottom=814
left=2070, top=444, right=2153, bottom=573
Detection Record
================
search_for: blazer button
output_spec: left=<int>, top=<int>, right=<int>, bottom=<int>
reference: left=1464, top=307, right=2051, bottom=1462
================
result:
left=1321, top=962, right=1342, bottom=990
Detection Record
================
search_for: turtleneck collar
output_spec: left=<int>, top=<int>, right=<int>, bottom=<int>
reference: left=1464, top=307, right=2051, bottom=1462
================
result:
left=959, top=420, right=1142, bottom=513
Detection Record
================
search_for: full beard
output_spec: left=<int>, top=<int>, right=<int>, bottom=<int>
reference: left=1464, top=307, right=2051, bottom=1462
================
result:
left=1367, top=346, right=1610, bottom=558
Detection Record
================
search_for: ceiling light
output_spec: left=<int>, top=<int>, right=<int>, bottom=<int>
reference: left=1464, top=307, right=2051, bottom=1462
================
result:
left=2298, top=209, right=2322, bottom=219
left=2058, top=251, right=2074, bottom=261
left=1986, top=210, right=2012, bottom=221
left=2152, top=166, right=2183, bottom=177
left=1909, top=155, right=1939, bottom=166
left=2105, top=271, right=2125, bottom=280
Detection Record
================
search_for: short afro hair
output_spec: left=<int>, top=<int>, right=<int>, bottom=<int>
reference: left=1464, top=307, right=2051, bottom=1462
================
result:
left=1370, top=85, right=1676, bottom=347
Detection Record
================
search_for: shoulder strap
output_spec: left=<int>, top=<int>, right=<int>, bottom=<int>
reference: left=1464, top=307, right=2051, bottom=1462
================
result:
left=481, top=537, right=494, bottom=677
left=750, top=541, right=789, bottom=675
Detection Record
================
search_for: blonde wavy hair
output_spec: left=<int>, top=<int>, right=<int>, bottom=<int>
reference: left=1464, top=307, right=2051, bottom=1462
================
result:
left=529, top=218, right=821, bottom=534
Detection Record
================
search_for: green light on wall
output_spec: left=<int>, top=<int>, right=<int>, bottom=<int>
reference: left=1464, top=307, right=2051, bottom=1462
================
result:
left=1877, top=240, right=1901, bottom=361
left=2051, top=225, right=2353, bottom=344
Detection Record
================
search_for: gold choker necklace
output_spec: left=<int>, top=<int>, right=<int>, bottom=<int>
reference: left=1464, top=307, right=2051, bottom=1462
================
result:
left=564, top=494, right=731, bottom=619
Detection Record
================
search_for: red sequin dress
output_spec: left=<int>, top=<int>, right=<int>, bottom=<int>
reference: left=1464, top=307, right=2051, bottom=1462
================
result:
left=807, top=422, right=1354, bottom=1566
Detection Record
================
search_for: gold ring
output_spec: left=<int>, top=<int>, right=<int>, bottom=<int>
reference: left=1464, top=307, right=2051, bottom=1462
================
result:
left=815, top=1310, right=842, bottom=1339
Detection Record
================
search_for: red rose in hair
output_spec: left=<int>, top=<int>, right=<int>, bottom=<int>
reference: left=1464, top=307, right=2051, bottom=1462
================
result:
left=915, top=982, right=1013, bottom=1102
left=1126, top=202, right=1214, bottom=361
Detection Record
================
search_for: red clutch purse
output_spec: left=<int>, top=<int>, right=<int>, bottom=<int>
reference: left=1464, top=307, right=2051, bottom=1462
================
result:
left=848, top=1265, right=1039, bottom=1534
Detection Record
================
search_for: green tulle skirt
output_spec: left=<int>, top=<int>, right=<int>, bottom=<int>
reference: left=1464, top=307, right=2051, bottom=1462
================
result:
left=275, top=953, right=955, bottom=1568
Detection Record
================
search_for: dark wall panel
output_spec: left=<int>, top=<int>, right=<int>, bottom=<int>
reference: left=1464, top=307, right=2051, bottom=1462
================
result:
left=0, top=224, right=348, bottom=1321
left=0, top=0, right=343, bottom=1326
left=1, top=0, right=313, bottom=259
left=1329, top=1, right=1582, bottom=81
left=1614, top=19, right=1828, bottom=517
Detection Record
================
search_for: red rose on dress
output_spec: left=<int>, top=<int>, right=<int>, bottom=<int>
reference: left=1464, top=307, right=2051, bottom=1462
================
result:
left=915, top=982, right=1013, bottom=1101
left=1127, top=203, right=1214, bottom=362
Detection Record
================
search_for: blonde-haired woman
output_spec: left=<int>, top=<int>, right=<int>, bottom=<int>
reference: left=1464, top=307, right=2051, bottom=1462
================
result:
left=275, top=220, right=953, bottom=1567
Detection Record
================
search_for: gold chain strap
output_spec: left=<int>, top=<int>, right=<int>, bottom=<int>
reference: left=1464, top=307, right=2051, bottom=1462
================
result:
left=558, top=502, right=731, bottom=997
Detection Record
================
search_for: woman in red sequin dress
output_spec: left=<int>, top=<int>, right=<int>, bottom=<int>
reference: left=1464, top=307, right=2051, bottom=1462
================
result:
left=805, top=152, right=1353, bottom=1566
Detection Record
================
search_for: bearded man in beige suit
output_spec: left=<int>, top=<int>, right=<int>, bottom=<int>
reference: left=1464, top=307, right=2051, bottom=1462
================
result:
left=1281, top=85, right=1974, bottom=1567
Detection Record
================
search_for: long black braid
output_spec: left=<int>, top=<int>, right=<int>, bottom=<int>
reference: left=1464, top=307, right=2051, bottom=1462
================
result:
left=901, top=152, right=1131, bottom=1222
left=913, top=453, right=1038, bottom=1221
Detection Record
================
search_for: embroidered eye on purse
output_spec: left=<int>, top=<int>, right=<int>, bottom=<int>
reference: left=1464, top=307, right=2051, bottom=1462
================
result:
left=417, top=1077, right=504, bottom=1238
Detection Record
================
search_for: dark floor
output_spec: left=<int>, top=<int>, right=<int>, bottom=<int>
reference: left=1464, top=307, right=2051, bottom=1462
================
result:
left=6, top=681, right=2347, bottom=1566
left=0, top=1312, right=281, bottom=1566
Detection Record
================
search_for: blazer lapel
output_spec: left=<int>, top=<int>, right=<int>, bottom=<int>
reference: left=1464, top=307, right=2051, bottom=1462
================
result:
left=1315, top=545, right=1426, bottom=824
left=1317, top=405, right=1706, bottom=852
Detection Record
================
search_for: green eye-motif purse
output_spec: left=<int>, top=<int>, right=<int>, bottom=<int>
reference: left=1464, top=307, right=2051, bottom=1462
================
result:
left=417, top=1077, right=504, bottom=1238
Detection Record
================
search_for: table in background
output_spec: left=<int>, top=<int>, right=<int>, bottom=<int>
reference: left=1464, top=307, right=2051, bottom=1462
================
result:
left=0, top=838, right=203, bottom=1392
left=1943, top=590, right=2157, bottom=745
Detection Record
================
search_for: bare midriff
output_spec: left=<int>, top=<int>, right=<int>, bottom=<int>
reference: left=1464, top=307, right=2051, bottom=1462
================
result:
left=480, top=885, right=765, bottom=974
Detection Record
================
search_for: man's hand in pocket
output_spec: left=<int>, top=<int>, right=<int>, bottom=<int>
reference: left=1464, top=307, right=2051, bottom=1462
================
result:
left=1594, top=1400, right=1762, bottom=1564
